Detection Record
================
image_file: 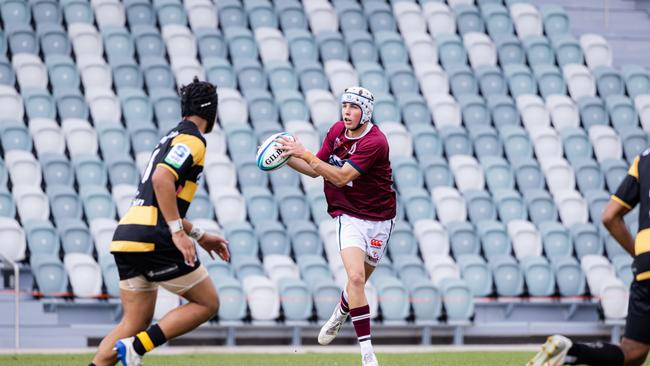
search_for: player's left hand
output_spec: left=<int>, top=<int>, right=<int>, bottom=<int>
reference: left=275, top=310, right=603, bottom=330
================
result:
left=278, top=136, right=307, bottom=158
left=198, top=234, right=230, bottom=262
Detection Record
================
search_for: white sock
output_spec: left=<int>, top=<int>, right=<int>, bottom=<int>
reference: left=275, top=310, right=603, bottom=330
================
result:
left=564, top=355, right=576, bottom=364
left=360, top=339, right=373, bottom=354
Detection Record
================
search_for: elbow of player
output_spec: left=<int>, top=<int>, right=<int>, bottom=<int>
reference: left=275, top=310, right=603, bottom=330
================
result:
left=332, top=178, right=348, bottom=188
left=601, top=210, right=617, bottom=228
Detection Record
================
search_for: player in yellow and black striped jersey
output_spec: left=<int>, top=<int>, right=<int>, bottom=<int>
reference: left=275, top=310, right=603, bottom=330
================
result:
left=90, top=77, right=230, bottom=366
left=528, top=150, right=650, bottom=366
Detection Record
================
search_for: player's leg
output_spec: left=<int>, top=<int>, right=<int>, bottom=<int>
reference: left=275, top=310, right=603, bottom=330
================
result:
left=121, top=265, right=217, bottom=359
left=91, top=278, right=157, bottom=366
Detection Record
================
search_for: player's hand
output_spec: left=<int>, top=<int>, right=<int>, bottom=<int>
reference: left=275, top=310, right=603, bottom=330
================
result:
left=172, top=231, right=197, bottom=267
left=198, top=233, right=230, bottom=262
left=277, top=136, right=307, bottom=159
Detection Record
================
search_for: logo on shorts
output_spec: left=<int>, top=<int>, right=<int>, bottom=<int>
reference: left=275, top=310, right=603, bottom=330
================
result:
left=370, top=239, right=383, bottom=248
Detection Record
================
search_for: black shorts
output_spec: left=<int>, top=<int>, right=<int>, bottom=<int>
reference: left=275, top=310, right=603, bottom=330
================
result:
left=625, top=280, right=650, bottom=344
left=113, top=249, right=201, bottom=282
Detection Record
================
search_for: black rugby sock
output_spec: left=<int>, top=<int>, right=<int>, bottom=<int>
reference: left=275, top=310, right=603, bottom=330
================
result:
left=132, top=323, right=168, bottom=356
left=565, top=342, right=624, bottom=366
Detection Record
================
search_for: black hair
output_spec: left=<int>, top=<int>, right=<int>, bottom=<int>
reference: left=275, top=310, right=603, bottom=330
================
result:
left=179, top=76, right=218, bottom=133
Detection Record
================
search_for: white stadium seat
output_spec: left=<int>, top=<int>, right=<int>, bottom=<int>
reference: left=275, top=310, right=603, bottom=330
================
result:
left=0, top=86, right=24, bottom=122
left=463, top=32, right=497, bottom=69
left=324, top=60, right=359, bottom=97
left=13, top=185, right=49, bottom=222
left=64, top=253, right=103, bottom=297
left=379, top=121, right=413, bottom=159
left=540, top=157, right=575, bottom=194
left=285, top=120, right=319, bottom=153
left=62, top=119, right=98, bottom=156
left=162, top=25, right=198, bottom=61
left=516, top=94, right=551, bottom=133
left=414, top=219, right=450, bottom=258
left=510, top=3, right=543, bottom=39
left=263, top=255, right=300, bottom=285
left=449, top=155, right=485, bottom=193
left=78, top=56, right=112, bottom=90
left=204, top=154, right=237, bottom=189
left=68, top=23, right=104, bottom=57
left=507, top=220, right=542, bottom=260
left=0, top=218, right=26, bottom=262
left=580, top=34, right=613, bottom=70
left=545, top=95, right=580, bottom=131
left=86, top=88, right=121, bottom=124
left=427, top=94, right=462, bottom=129
left=588, top=125, right=622, bottom=163
left=424, top=255, right=460, bottom=287
left=636, top=95, right=650, bottom=132
left=242, top=275, right=280, bottom=321
left=210, top=187, right=246, bottom=225
left=91, top=0, right=126, bottom=28
left=306, top=89, right=339, bottom=128
left=404, top=33, right=438, bottom=69
left=422, top=2, right=456, bottom=36
left=599, top=277, right=629, bottom=319
left=185, top=0, right=218, bottom=30
left=90, top=218, right=118, bottom=257
left=581, top=255, right=615, bottom=296
left=563, top=64, right=596, bottom=101
left=431, top=186, right=467, bottom=226
left=111, top=184, right=137, bottom=218
left=416, top=64, right=449, bottom=97
left=12, top=54, right=48, bottom=89
left=255, top=28, right=289, bottom=64
left=304, top=0, right=338, bottom=35
left=553, top=190, right=588, bottom=227
left=29, top=118, right=65, bottom=156
left=393, top=2, right=427, bottom=35
left=530, top=125, right=563, bottom=159
left=171, top=57, right=205, bottom=87
left=5, top=150, right=41, bottom=187
left=218, top=88, right=248, bottom=125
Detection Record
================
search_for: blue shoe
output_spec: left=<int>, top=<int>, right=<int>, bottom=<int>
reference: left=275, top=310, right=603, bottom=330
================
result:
left=114, top=337, right=143, bottom=366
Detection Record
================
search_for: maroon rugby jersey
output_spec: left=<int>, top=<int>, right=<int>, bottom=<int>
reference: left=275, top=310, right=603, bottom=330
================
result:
left=315, top=121, right=396, bottom=221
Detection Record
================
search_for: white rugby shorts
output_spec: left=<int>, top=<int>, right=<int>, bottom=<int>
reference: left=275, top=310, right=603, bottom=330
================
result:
left=336, top=214, right=396, bottom=267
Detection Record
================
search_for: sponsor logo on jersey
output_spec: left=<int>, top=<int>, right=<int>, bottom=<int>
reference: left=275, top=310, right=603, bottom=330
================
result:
left=164, top=143, right=190, bottom=168
left=370, top=239, right=383, bottom=247
left=349, top=142, right=357, bottom=154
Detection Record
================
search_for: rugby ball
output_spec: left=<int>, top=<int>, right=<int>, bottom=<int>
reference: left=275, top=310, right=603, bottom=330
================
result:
left=256, top=132, right=294, bottom=171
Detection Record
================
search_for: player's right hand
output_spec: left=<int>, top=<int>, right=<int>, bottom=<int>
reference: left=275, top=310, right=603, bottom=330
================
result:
left=172, top=231, right=196, bottom=267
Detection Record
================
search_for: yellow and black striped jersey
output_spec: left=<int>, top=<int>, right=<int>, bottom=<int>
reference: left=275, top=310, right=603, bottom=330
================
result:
left=110, top=120, right=206, bottom=253
left=612, top=150, right=650, bottom=281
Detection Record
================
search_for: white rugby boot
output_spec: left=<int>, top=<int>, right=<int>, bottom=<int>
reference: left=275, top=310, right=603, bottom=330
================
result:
left=114, top=337, right=144, bottom=366
left=361, top=351, right=379, bottom=366
left=527, top=334, right=573, bottom=366
left=317, top=303, right=348, bottom=345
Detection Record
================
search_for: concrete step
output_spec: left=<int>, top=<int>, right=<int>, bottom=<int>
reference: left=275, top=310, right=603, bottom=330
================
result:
left=0, top=300, right=58, bottom=326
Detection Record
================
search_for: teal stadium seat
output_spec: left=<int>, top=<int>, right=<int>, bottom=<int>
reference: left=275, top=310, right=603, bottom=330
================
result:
left=120, top=88, right=154, bottom=129
left=1, top=1, right=31, bottom=25
left=0, top=56, right=15, bottom=86
left=141, top=57, right=175, bottom=90
left=521, top=256, right=555, bottom=297
left=410, top=124, right=443, bottom=160
left=217, top=0, right=247, bottom=29
left=481, top=4, right=513, bottom=38
left=0, top=122, right=32, bottom=152
left=266, top=61, right=299, bottom=94
left=458, top=95, right=490, bottom=128
left=578, top=96, right=608, bottom=129
left=375, top=276, right=409, bottom=321
left=372, top=93, right=400, bottom=123
left=334, top=1, right=366, bottom=33
left=489, top=255, right=524, bottom=297
left=464, top=190, right=497, bottom=224
left=440, top=278, right=474, bottom=320
left=313, top=281, right=341, bottom=321
left=540, top=5, right=570, bottom=37
left=96, top=124, right=131, bottom=158
left=480, top=156, right=514, bottom=192
left=295, top=61, right=329, bottom=91
left=22, top=89, right=56, bottom=120
left=524, top=189, right=559, bottom=226
left=24, top=220, right=60, bottom=256
left=0, top=189, right=16, bottom=218
left=306, top=188, right=329, bottom=224
left=54, top=89, right=89, bottom=120
left=224, top=222, right=259, bottom=259
left=447, top=221, right=480, bottom=257
left=215, top=276, right=247, bottom=321
left=245, top=0, right=278, bottom=30
left=392, top=156, right=424, bottom=193
left=500, top=126, right=533, bottom=162
left=493, top=189, right=527, bottom=224
left=606, top=95, right=639, bottom=133
left=102, top=26, right=135, bottom=62
left=475, top=65, right=508, bottom=96
left=242, top=186, right=278, bottom=226
left=365, top=2, right=397, bottom=34
left=561, top=128, right=594, bottom=164
left=154, top=0, right=187, bottom=26
left=551, top=256, right=585, bottom=296
left=385, top=63, right=418, bottom=95
left=285, top=29, right=318, bottom=62
left=278, top=278, right=312, bottom=321
left=57, top=218, right=93, bottom=257
left=401, top=188, right=435, bottom=223
left=440, top=126, right=473, bottom=157
left=204, top=57, right=236, bottom=89
left=487, top=95, right=520, bottom=128
left=375, top=31, right=408, bottom=65
left=80, top=185, right=116, bottom=220
left=612, top=255, right=633, bottom=288
left=570, top=223, right=604, bottom=259
left=236, top=156, right=268, bottom=188
left=550, top=34, right=583, bottom=67
left=224, top=27, right=258, bottom=62
left=61, top=0, right=94, bottom=24
left=195, top=28, right=227, bottom=61
left=288, top=220, right=322, bottom=257
left=255, top=220, right=290, bottom=256
left=30, top=254, right=68, bottom=296
left=584, top=189, right=610, bottom=226
left=316, top=31, right=348, bottom=62
left=421, top=156, right=454, bottom=189
left=106, top=156, right=139, bottom=186
left=129, top=124, right=159, bottom=153
left=457, top=254, right=493, bottom=297
left=523, top=35, right=554, bottom=66
left=621, top=64, right=650, bottom=98
left=398, top=93, right=431, bottom=127
left=40, top=154, right=73, bottom=187
left=453, top=4, right=484, bottom=35
left=601, top=159, right=629, bottom=193
left=346, top=31, right=378, bottom=65
left=407, top=279, right=442, bottom=322
left=503, top=64, right=537, bottom=97
left=274, top=186, right=309, bottom=225
left=185, top=188, right=214, bottom=220
left=494, top=34, right=525, bottom=65
left=150, top=88, right=181, bottom=132
left=593, top=66, right=625, bottom=99
left=37, top=24, right=70, bottom=56
left=31, top=0, right=61, bottom=24
left=112, top=58, right=144, bottom=91
left=297, top=255, right=332, bottom=288
left=276, top=0, right=307, bottom=31
left=99, top=255, right=120, bottom=298
left=393, top=255, right=429, bottom=286
left=539, top=222, right=573, bottom=260
left=533, top=64, right=566, bottom=98
left=572, top=158, right=605, bottom=193
left=269, top=163, right=300, bottom=189
left=47, top=185, right=83, bottom=226
left=124, top=0, right=156, bottom=27
left=357, top=62, right=389, bottom=94
left=235, top=59, right=267, bottom=94
left=436, top=33, right=467, bottom=69
left=620, top=127, right=648, bottom=163
left=388, top=221, right=418, bottom=258
left=132, top=25, right=166, bottom=58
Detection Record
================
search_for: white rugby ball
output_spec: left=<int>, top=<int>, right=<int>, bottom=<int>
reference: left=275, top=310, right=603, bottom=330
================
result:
left=256, top=132, right=294, bottom=171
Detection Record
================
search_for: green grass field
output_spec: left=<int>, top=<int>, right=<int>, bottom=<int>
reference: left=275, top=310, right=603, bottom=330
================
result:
left=0, top=352, right=534, bottom=366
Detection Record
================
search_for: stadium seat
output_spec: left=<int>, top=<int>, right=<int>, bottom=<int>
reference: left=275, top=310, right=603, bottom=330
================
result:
left=584, top=189, right=610, bottom=227
left=549, top=34, right=583, bottom=67
left=404, top=33, right=436, bottom=69
left=580, top=255, right=615, bottom=296
left=356, top=62, right=389, bottom=95
left=531, top=125, right=562, bottom=159
left=439, top=125, right=472, bottom=157
left=388, top=221, right=418, bottom=258
left=540, top=157, right=575, bottom=195
left=523, top=36, right=554, bottom=66
left=23, top=89, right=56, bottom=121
left=102, top=26, right=134, bottom=62
left=363, top=2, right=397, bottom=34
left=61, top=119, right=98, bottom=156
left=620, top=128, right=648, bottom=164
left=489, top=255, right=524, bottom=297
left=27, top=119, right=63, bottom=157
left=410, top=124, right=443, bottom=161
left=439, top=278, right=474, bottom=320
left=416, top=63, right=449, bottom=97
left=423, top=255, right=459, bottom=289
left=68, top=23, right=103, bottom=57
left=492, top=189, right=526, bottom=224
left=242, top=275, right=280, bottom=321
left=414, top=219, right=449, bottom=258
left=580, top=34, right=613, bottom=70
left=561, top=128, right=593, bottom=164
left=154, top=0, right=187, bottom=26
left=296, top=61, right=329, bottom=93
left=449, top=155, right=485, bottom=193
left=325, top=60, right=359, bottom=96
left=39, top=154, right=73, bottom=187
left=510, top=3, right=542, bottom=39
left=521, top=256, right=555, bottom=297
left=224, top=27, right=258, bottom=62
left=25, top=220, right=60, bottom=257
left=0, top=56, right=15, bottom=86
left=480, top=156, right=514, bottom=193
left=457, top=254, right=492, bottom=297
left=588, top=125, right=622, bottom=163
left=80, top=185, right=116, bottom=220
left=550, top=256, right=585, bottom=297
left=476, top=220, right=511, bottom=260
left=385, top=63, right=418, bottom=95
left=578, top=96, right=608, bottom=129
left=504, top=64, right=537, bottom=98
left=263, top=255, right=300, bottom=285
left=475, top=65, right=508, bottom=96
left=255, top=220, right=290, bottom=257
left=185, top=0, right=217, bottom=30
left=217, top=0, right=246, bottom=29
left=463, top=32, right=496, bottom=70
left=417, top=151, right=450, bottom=186
left=124, top=0, right=155, bottom=27
left=0, top=218, right=26, bottom=263
left=397, top=93, right=431, bottom=127
left=37, top=24, right=71, bottom=56
left=255, top=28, right=288, bottom=65
left=373, top=93, right=400, bottom=124
left=96, top=124, right=130, bottom=158
left=554, top=190, right=589, bottom=227
left=111, top=184, right=136, bottom=218
left=373, top=276, right=409, bottom=322
left=508, top=220, right=542, bottom=260
left=132, top=25, right=166, bottom=58
left=0, top=188, right=15, bottom=219
left=600, top=277, right=629, bottom=319
left=500, top=125, right=533, bottom=163
left=381, top=122, right=414, bottom=159
left=464, top=190, right=497, bottom=224
left=564, top=64, right=596, bottom=101
left=612, top=255, right=633, bottom=288
left=533, top=64, right=566, bottom=98
left=481, top=4, right=513, bottom=39
left=304, top=0, right=337, bottom=35
left=572, top=158, right=605, bottom=193
left=106, top=157, right=139, bottom=186
left=274, top=187, right=309, bottom=225
left=607, top=95, right=639, bottom=133
left=524, top=189, right=558, bottom=226
left=431, top=187, right=467, bottom=225
left=447, top=64, right=479, bottom=97
left=393, top=1, right=426, bottom=35
left=78, top=56, right=112, bottom=91
left=87, top=218, right=117, bottom=257
left=428, top=94, right=462, bottom=129
left=546, top=95, right=579, bottom=131
left=12, top=54, right=48, bottom=89
left=5, top=150, right=41, bottom=187
left=436, top=33, right=467, bottom=69
left=223, top=222, right=258, bottom=259
left=540, top=5, right=570, bottom=37
left=468, top=126, right=501, bottom=158
left=623, top=64, right=650, bottom=99
left=61, top=0, right=95, bottom=24
left=30, top=255, right=68, bottom=296
left=401, top=189, right=436, bottom=235
left=62, top=253, right=101, bottom=297
left=494, top=34, right=525, bottom=66
left=91, top=0, right=126, bottom=29
left=0, top=0, right=30, bottom=25
left=47, top=185, right=83, bottom=227
left=194, top=29, right=227, bottom=62
left=393, top=156, right=425, bottom=193
left=33, top=0, right=61, bottom=24
left=593, top=66, right=625, bottom=99
left=218, top=89, right=248, bottom=128
left=487, top=95, right=520, bottom=128
left=568, top=223, right=603, bottom=261
left=6, top=23, right=39, bottom=55
left=241, top=186, right=277, bottom=225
